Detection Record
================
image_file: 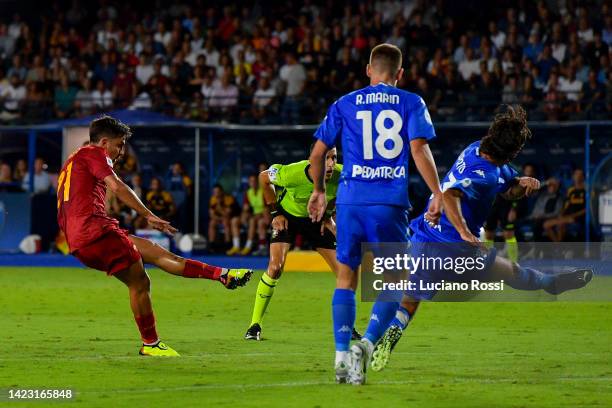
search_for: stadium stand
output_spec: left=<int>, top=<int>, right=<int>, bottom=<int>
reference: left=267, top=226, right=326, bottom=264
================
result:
left=0, top=0, right=609, bottom=125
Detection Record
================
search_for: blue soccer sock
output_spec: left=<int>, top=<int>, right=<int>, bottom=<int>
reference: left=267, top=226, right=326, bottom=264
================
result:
left=507, top=264, right=554, bottom=291
left=332, top=288, right=356, bottom=352
left=388, top=306, right=411, bottom=330
left=363, top=297, right=399, bottom=345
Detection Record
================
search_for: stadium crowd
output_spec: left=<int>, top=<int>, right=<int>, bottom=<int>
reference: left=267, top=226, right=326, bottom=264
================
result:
left=0, top=0, right=609, bottom=124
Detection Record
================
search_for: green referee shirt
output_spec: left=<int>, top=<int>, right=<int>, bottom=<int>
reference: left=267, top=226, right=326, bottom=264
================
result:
left=268, top=160, right=342, bottom=218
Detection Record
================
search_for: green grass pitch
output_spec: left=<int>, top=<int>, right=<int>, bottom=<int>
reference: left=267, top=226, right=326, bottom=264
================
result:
left=0, top=267, right=611, bottom=407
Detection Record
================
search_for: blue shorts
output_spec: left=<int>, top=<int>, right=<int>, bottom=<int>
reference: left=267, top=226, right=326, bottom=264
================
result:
left=405, top=238, right=497, bottom=300
left=336, top=204, right=410, bottom=270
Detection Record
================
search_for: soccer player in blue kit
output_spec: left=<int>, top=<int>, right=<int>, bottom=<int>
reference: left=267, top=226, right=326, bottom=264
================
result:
left=366, top=106, right=594, bottom=377
left=307, top=44, right=444, bottom=384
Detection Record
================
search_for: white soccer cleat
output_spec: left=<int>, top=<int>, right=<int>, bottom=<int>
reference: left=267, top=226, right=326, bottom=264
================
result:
left=348, top=340, right=371, bottom=385
left=335, top=360, right=349, bottom=384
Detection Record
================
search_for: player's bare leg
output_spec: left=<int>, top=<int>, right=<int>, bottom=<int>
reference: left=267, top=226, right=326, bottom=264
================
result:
left=245, top=242, right=291, bottom=340
left=227, top=215, right=243, bottom=255
left=114, top=260, right=179, bottom=357
left=208, top=218, right=218, bottom=243
left=222, top=216, right=232, bottom=243
left=239, top=213, right=256, bottom=255
left=129, top=235, right=252, bottom=289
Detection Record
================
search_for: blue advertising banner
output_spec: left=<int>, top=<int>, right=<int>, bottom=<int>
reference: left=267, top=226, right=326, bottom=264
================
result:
left=0, top=193, right=31, bottom=253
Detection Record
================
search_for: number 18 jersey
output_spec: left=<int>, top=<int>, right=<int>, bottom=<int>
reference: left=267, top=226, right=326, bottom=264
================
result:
left=314, top=82, right=436, bottom=208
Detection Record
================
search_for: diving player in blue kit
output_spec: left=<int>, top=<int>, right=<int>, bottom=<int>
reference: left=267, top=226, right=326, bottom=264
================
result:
left=367, top=106, right=594, bottom=376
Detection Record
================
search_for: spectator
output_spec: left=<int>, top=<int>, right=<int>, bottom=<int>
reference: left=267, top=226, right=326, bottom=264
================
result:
left=582, top=69, right=606, bottom=115
left=0, top=163, right=19, bottom=192
left=112, top=62, right=136, bottom=108
left=13, top=159, right=27, bottom=182
left=166, top=162, right=193, bottom=195
left=208, top=184, right=239, bottom=248
left=209, top=71, right=238, bottom=119
left=536, top=44, right=559, bottom=83
left=279, top=51, right=306, bottom=124
left=527, top=177, right=564, bottom=241
left=502, top=75, right=521, bottom=104
left=7, top=54, right=26, bottom=81
left=91, top=79, right=113, bottom=110
left=21, top=157, right=51, bottom=194
left=543, top=169, right=586, bottom=242
left=130, top=173, right=146, bottom=201
left=458, top=48, right=480, bottom=81
left=136, top=53, right=154, bottom=86
left=145, top=177, right=176, bottom=223
left=75, top=78, right=96, bottom=116
left=252, top=73, right=277, bottom=122
left=54, top=74, right=78, bottom=118
left=0, top=74, right=25, bottom=122
left=488, top=21, right=506, bottom=51
left=241, top=174, right=272, bottom=256
left=558, top=66, right=583, bottom=103
left=93, top=52, right=116, bottom=88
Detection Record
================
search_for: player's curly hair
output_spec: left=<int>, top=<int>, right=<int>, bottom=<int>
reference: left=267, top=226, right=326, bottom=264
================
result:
left=480, top=105, right=531, bottom=163
left=89, top=115, right=132, bottom=142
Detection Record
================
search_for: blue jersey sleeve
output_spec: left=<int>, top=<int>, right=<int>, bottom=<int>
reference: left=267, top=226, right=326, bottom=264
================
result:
left=442, top=169, right=493, bottom=200
left=407, top=96, right=436, bottom=141
left=498, top=165, right=519, bottom=193
left=314, top=100, right=342, bottom=148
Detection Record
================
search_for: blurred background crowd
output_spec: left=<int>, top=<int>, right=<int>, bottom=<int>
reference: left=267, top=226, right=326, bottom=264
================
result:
left=0, top=0, right=610, bottom=125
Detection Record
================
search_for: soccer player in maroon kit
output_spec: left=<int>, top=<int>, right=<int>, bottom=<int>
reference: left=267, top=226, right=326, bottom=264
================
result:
left=57, top=116, right=252, bottom=356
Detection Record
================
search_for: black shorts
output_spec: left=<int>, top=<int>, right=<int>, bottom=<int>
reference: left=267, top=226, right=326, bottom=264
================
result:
left=484, top=198, right=515, bottom=231
left=270, top=208, right=336, bottom=250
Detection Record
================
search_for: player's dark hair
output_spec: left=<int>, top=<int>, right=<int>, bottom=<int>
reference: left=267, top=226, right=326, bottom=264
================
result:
left=89, top=115, right=132, bottom=143
left=369, top=43, right=402, bottom=75
left=212, top=183, right=224, bottom=191
left=480, top=105, right=531, bottom=163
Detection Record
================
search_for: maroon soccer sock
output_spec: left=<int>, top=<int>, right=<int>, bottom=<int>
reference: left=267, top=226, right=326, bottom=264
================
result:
left=135, top=313, right=158, bottom=345
left=182, top=259, right=224, bottom=281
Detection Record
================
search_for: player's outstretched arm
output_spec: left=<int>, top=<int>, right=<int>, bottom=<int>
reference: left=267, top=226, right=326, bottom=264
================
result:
left=105, top=174, right=177, bottom=235
left=500, top=177, right=541, bottom=200
left=442, top=188, right=480, bottom=245
left=308, top=140, right=330, bottom=222
left=410, top=139, right=443, bottom=225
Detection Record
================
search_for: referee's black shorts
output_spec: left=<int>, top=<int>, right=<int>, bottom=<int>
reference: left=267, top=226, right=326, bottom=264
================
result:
left=270, top=208, right=336, bottom=250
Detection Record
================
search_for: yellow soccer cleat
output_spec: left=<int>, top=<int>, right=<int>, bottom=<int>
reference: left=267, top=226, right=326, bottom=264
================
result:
left=239, top=247, right=252, bottom=256
left=220, top=268, right=253, bottom=289
left=226, top=246, right=241, bottom=256
left=139, top=341, right=180, bottom=357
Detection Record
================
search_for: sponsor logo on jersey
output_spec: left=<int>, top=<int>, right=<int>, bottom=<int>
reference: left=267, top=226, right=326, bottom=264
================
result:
left=351, top=164, right=406, bottom=179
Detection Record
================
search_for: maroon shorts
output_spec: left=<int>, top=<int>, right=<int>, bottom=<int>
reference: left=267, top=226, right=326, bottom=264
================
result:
left=74, top=229, right=141, bottom=275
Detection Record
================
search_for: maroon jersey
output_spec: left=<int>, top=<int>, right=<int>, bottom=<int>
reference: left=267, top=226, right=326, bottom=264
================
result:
left=57, top=145, right=120, bottom=252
